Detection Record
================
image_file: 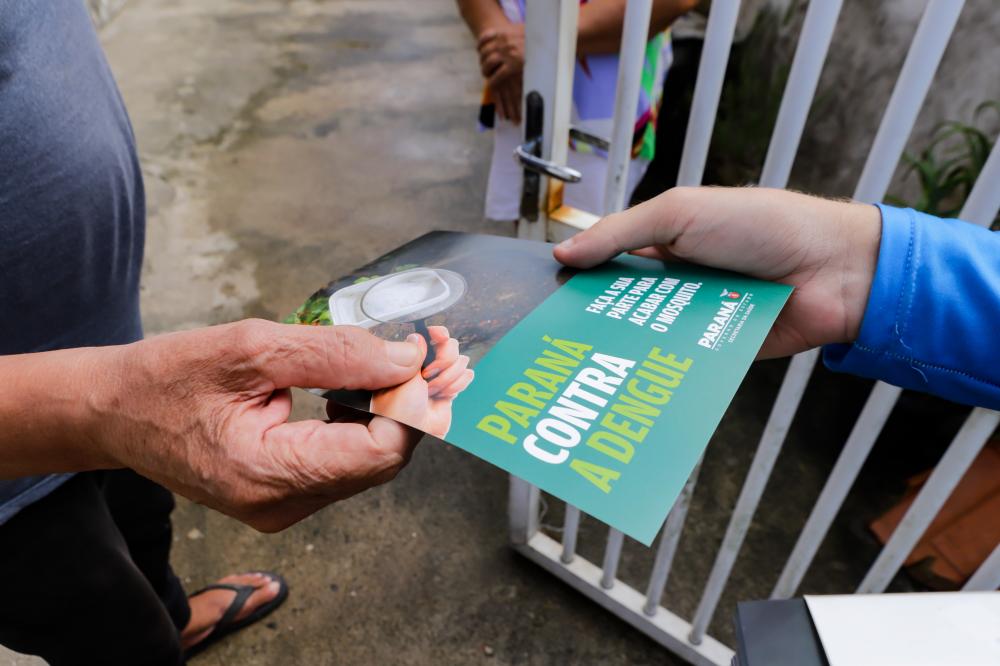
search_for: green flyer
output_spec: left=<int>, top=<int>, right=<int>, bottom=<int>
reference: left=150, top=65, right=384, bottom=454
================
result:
left=287, top=232, right=791, bottom=545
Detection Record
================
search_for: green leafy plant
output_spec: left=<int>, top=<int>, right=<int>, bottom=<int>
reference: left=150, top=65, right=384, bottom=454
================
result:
left=889, top=101, right=999, bottom=229
left=284, top=292, right=333, bottom=325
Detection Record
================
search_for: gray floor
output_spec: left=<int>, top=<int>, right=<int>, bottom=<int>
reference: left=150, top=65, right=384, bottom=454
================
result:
left=4, top=1, right=954, bottom=664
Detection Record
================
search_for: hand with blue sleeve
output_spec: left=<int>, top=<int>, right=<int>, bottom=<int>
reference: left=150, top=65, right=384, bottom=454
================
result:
left=823, top=205, right=1000, bottom=409
left=554, top=186, right=1000, bottom=410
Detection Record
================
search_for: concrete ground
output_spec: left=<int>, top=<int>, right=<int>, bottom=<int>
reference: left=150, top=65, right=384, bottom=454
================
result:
left=4, top=1, right=964, bottom=664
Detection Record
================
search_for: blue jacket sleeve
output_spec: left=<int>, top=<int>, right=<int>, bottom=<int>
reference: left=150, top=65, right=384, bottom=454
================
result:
left=823, top=204, right=1000, bottom=410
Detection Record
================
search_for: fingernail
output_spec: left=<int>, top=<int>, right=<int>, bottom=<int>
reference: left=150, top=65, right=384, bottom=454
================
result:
left=268, top=581, right=280, bottom=593
left=406, top=333, right=422, bottom=345
left=555, top=237, right=574, bottom=251
left=390, top=338, right=422, bottom=366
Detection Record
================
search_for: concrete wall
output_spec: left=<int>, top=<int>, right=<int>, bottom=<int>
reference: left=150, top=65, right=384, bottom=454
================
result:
left=773, top=0, right=1000, bottom=200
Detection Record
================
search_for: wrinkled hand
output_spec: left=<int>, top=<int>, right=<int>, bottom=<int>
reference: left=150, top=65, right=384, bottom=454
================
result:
left=554, top=187, right=882, bottom=359
left=93, top=320, right=425, bottom=532
left=478, top=22, right=524, bottom=124
left=371, top=326, right=474, bottom=438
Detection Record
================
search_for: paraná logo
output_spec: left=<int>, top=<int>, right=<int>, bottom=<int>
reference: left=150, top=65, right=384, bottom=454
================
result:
left=720, top=289, right=741, bottom=300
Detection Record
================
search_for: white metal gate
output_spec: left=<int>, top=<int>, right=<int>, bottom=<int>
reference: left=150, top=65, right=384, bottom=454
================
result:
left=508, top=1, right=1000, bottom=663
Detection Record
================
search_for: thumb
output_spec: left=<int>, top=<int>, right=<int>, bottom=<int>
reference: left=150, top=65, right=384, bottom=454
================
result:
left=245, top=321, right=423, bottom=391
left=553, top=188, right=691, bottom=268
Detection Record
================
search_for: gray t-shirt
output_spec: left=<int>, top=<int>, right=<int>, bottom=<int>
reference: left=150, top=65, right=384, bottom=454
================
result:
left=0, top=0, right=145, bottom=522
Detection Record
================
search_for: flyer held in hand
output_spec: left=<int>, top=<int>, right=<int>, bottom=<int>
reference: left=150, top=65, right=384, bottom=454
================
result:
left=287, top=232, right=792, bottom=545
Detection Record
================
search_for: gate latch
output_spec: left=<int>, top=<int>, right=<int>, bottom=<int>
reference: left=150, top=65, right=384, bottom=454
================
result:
left=514, top=139, right=583, bottom=183
left=515, top=91, right=583, bottom=222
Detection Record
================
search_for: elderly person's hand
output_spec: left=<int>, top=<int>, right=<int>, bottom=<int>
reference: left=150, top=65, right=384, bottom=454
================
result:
left=371, top=326, right=474, bottom=438
left=0, top=320, right=426, bottom=532
left=554, top=187, right=882, bottom=359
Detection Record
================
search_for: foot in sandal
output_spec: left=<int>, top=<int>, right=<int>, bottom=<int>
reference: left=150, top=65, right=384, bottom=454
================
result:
left=181, top=571, right=288, bottom=658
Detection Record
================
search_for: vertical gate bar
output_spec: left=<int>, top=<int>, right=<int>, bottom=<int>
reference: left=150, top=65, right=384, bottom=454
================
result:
left=688, top=349, right=819, bottom=644
left=508, top=0, right=985, bottom=659
left=643, top=459, right=704, bottom=615
left=628, top=0, right=739, bottom=603
left=600, top=528, right=626, bottom=589
left=561, top=504, right=582, bottom=564
left=602, top=0, right=653, bottom=215
left=772, top=138, right=1000, bottom=599
left=770, top=382, right=902, bottom=598
left=857, top=408, right=1000, bottom=594
left=682, top=0, right=841, bottom=641
left=758, top=0, right=843, bottom=188
left=853, top=0, right=965, bottom=203
left=675, top=0, right=740, bottom=187
left=964, top=541, right=1000, bottom=592
left=519, top=0, right=579, bottom=241
left=508, top=476, right=540, bottom=545
left=692, top=0, right=967, bottom=627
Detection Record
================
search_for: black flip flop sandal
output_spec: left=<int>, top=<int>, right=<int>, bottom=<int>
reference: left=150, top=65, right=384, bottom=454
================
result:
left=183, top=571, right=289, bottom=660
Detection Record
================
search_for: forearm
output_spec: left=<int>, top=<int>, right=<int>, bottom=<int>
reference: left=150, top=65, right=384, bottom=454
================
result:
left=824, top=205, right=1000, bottom=409
left=578, top=0, right=696, bottom=55
left=0, top=346, right=122, bottom=477
left=456, top=0, right=509, bottom=37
